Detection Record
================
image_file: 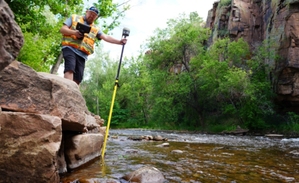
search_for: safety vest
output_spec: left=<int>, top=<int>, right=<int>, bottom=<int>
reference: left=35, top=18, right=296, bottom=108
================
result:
left=61, top=15, right=99, bottom=55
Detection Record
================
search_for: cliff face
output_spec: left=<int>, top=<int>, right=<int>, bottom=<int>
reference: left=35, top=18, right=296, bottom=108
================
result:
left=206, top=0, right=299, bottom=112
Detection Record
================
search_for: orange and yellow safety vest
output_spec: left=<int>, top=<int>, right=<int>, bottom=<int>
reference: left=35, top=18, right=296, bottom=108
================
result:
left=61, top=15, right=99, bottom=55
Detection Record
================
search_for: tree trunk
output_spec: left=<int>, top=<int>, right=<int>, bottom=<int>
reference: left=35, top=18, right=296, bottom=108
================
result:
left=50, top=52, right=63, bottom=74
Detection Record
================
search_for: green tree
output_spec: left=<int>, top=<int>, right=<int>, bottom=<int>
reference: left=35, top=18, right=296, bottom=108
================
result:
left=204, top=38, right=276, bottom=131
left=115, top=54, right=154, bottom=127
left=145, top=12, right=210, bottom=129
left=237, top=41, right=277, bottom=131
left=6, top=0, right=129, bottom=72
left=5, top=0, right=84, bottom=34
left=80, top=46, right=116, bottom=117
left=81, top=46, right=133, bottom=127
left=80, top=11, right=277, bottom=132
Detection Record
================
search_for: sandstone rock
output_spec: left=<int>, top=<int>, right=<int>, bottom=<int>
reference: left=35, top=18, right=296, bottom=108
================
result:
left=265, top=134, right=284, bottom=138
left=289, top=150, right=299, bottom=157
left=0, top=1, right=107, bottom=180
left=0, top=111, right=62, bottom=183
left=57, top=135, right=67, bottom=174
left=94, top=114, right=105, bottom=126
left=143, top=135, right=153, bottom=140
left=0, top=0, right=23, bottom=72
left=122, top=166, right=166, bottom=183
left=76, top=178, right=120, bottom=183
left=153, top=135, right=168, bottom=141
left=64, top=133, right=104, bottom=170
left=0, top=61, right=100, bottom=132
left=222, top=125, right=249, bottom=136
left=206, top=0, right=263, bottom=49
left=171, top=150, right=184, bottom=154
left=156, top=143, right=169, bottom=147
left=99, top=126, right=106, bottom=137
left=128, top=135, right=143, bottom=141
left=161, top=142, right=169, bottom=147
left=85, top=113, right=100, bottom=131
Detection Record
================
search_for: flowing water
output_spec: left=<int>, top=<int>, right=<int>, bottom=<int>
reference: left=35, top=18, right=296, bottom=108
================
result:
left=60, top=129, right=299, bottom=183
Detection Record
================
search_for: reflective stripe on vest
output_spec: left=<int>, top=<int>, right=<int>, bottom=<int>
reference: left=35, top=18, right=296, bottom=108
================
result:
left=61, top=15, right=99, bottom=55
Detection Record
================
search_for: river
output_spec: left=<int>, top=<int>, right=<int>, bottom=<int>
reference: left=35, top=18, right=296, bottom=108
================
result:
left=60, top=129, right=299, bottom=183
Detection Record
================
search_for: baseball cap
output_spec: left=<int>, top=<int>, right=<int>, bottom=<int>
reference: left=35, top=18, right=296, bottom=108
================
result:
left=88, top=6, right=99, bottom=15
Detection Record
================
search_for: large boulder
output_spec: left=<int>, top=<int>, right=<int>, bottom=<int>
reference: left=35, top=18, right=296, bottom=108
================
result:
left=0, top=0, right=106, bottom=181
left=0, top=61, right=106, bottom=180
left=0, top=61, right=99, bottom=132
left=64, top=133, right=104, bottom=170
left=0, top=112, right=62, bottom=183
left=0, top=0, right=23, bottom=71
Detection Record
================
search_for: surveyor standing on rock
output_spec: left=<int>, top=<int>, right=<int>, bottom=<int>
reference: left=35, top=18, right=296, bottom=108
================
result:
left=60, top=6, right=127, bottom=85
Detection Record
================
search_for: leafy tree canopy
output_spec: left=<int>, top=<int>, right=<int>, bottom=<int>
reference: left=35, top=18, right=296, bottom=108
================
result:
left=5, top=0, right=129, bottom=72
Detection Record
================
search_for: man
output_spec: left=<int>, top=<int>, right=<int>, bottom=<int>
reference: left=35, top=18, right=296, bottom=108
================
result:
left=60, top=6, right=127, bottom=85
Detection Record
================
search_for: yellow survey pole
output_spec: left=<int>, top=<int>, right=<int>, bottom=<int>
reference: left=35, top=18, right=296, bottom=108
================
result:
left=101, top=80, right=118, bottom=159
left=101, top=28, right=130, bottom=161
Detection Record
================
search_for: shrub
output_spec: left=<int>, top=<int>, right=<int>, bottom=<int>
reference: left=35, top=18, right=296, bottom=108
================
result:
left=220, top=0, right=232, bottom=7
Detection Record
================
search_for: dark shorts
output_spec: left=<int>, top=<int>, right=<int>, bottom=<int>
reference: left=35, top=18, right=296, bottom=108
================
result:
left=62, top=47, right=86, bottom=83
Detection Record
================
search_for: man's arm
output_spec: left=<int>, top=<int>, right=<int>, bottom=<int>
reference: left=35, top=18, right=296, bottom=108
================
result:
left=99, top=34, right=127, bottom=45
left=60, top=24, right=83, bottom=39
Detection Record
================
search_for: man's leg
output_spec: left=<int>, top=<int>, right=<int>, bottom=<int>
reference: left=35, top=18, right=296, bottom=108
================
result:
left=73, top=55, right=86, bottom=85
left=64, top=71, right=74, bottom=81
left=62, top=47, right=76, bottom=83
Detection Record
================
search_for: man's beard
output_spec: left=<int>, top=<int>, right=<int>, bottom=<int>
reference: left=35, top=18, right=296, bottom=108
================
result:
left=86, top=20, right=92, bottom=24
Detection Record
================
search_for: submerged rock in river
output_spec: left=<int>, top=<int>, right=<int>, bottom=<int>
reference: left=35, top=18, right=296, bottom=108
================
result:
left=121, top=166, right=166, bottom=183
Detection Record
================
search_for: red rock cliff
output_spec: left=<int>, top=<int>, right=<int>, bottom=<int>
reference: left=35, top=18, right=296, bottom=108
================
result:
left=206, top=0, right=299, bottom=112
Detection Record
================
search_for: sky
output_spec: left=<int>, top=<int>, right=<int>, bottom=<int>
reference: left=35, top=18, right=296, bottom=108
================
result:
left=93, top=0, right=217, bottom=60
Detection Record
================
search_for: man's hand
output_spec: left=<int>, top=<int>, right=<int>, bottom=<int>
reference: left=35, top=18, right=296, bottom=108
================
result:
left=120, top=38, right=127, bottom=45
left=100, top=34, right=128, bottom=45
left=60, top=25, right=83, bottom=39
left=74, top=30, right=83, bottom=39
